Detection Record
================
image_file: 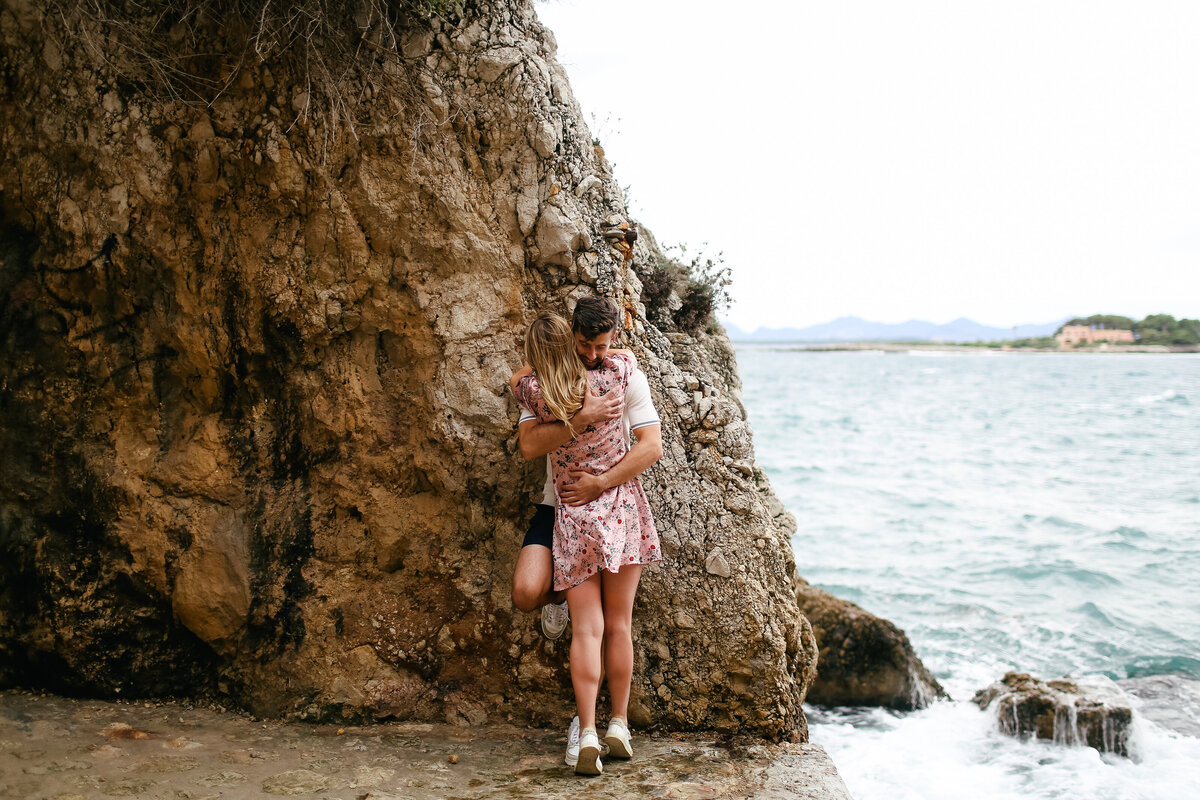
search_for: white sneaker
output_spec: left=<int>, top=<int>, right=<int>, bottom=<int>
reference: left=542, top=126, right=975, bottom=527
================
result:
left=575, top=727, right=603, bottom=776
left=604, top=716, right=633, bottom=759
left=540, top=600, right=569, bottom=640
left=564, top=715, right=580, bottom=766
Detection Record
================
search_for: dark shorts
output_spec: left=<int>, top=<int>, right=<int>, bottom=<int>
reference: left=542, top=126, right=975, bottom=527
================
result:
left=521, top=503, right=554, bottom=549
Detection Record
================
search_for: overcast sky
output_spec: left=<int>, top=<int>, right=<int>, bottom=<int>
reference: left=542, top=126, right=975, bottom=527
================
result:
left=534, top=0, right=1200, bottom=331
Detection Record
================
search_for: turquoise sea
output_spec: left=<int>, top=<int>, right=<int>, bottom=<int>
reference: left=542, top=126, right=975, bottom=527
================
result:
left=735, top=347, right=1200, bottom=800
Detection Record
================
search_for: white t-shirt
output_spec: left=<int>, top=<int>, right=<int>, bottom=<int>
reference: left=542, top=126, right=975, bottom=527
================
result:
left=518, top=366, right=660, bottom=506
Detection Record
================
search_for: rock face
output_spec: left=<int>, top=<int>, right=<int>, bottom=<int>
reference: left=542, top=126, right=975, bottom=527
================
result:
left=974, top=672, right=1134, bottom=757
left=795, top=582, right=945, bottom=710
left=0, top=0, right=813, bottom=736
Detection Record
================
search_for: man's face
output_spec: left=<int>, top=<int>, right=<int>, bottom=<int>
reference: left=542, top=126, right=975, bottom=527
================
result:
left=574, top=329, right=617, bottom=370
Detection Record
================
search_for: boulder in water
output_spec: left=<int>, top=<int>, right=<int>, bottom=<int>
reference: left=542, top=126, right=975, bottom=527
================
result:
left=794, top=581, right=947, bottom=709
left=973, top=672, right=1134, bottom=757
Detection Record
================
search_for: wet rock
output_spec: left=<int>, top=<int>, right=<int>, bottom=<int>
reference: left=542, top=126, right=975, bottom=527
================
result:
left=795, top=582, right=946, bottom=709
left=973, top=672, right=1134, bottom=756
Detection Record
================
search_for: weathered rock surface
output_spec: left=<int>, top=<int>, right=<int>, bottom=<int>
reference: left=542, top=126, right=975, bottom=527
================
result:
left=973, top=672, right=1134, bottom=757
left=0, top=0, right=812, bottom=735
left=794, top=581, right=946, bottom=709
left=0, top=690, right=857, bottom=799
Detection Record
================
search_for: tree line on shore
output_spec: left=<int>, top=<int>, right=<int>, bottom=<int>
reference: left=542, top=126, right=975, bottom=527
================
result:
left=1056, top=314, right=1200, bottom=346
left=957, top=314, right=1200, bottom=349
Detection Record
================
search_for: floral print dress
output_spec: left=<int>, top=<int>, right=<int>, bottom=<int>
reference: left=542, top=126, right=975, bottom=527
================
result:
left=514, top=352, right=661, bottom=591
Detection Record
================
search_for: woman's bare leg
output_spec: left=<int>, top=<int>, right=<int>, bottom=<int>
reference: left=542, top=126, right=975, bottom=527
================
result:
left=566, top=574, right=604, bottom=731
left=600, top=564, right=642, bottom=721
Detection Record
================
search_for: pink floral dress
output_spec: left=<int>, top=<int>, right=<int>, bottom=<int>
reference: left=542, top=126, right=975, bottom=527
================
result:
left=514, top=352, right=661, bottom=591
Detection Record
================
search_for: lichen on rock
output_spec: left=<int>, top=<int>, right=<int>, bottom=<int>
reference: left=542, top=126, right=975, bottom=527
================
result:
left=0, top=0, right=817, bottom=737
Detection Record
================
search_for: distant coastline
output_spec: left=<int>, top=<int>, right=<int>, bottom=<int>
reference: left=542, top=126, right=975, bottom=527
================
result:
left=723, top=314, right=1200, bottom=351
left=730, top=341, right=1200, bottom=354
left=721, top=315, right=1065, bottom=343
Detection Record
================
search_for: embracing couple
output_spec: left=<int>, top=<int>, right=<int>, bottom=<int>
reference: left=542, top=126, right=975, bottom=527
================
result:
left=508, top=296, right=663, bottom=776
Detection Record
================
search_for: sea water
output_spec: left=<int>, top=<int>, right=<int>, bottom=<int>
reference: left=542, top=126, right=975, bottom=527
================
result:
left=734, top=347, right=1200, bottom=800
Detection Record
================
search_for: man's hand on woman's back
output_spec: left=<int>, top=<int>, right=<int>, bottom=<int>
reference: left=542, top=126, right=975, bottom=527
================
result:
left=574, top=386, right=621, bottom=429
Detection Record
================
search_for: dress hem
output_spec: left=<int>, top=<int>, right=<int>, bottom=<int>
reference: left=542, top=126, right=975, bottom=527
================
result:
left=553, top=555, right=663, bottom=592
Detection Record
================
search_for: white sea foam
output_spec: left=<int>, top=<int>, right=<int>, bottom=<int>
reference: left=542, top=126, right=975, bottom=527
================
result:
left=1136, top=389, right=1186, bottom=404
left=811, top=702, right=1200, bottom=800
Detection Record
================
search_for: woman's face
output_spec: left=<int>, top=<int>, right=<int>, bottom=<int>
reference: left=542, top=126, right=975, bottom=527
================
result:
left=573, top=329, right=616, bottom=369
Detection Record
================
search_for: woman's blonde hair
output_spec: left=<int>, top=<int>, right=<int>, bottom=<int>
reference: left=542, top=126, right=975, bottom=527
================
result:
left=524, top=313, right=588, bottom=429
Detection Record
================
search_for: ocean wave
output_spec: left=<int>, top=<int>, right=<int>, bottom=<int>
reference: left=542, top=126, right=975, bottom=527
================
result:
left=1072, top=601, right=1126, bottom=628
left=1041, top=515, right=1088, bottom=530
left=991, top=563, right=1122, bottom=588
left=1111, top=526, right=1149, bottom=540
left=1136, top=389, right=1189, bottom=405
left=1124, top=655, right=1200, bottom=679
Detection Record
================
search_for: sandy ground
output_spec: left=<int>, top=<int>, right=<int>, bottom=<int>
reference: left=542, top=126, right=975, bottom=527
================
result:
left=0, top=691, right=852, bottom=800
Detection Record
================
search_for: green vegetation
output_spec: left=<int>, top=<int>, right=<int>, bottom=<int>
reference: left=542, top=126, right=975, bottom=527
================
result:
left=52, top=0, right=463, bottom=143
left=1132, top=314, right=1200, bottom=346
left=959, top=336, right=1058, bottom=349
left=1057, top=315, right=1136, bottom=333
left=636, top=244, right=732, bottom=337
left=1057, top=314, right=1200, bottom=346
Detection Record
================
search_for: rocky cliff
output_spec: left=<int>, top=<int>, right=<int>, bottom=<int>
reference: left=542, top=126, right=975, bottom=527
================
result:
left=0, top=0, right=816, bottom=737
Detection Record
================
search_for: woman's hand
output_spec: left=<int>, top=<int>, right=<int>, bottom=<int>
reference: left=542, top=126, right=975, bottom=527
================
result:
left=509, top=363, right=534, bottom=393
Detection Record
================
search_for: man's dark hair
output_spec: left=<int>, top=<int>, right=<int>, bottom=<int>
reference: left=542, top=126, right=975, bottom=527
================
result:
left=571, top=296, right=621, bottom=339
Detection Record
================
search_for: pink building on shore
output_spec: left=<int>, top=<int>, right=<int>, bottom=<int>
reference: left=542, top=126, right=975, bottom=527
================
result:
left=1056, top=325, right=1136, bottom=347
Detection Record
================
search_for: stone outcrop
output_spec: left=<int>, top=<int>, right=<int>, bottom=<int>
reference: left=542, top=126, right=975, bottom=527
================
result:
left=973, top=672, right=1134, bottom=757
left=794, top=581, right=945, bottom=710
left=0, top=0, right=814, bottom=736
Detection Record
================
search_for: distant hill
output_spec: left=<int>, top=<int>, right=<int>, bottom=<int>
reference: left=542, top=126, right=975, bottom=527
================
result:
left=721, top=316, right=1067, bottom=343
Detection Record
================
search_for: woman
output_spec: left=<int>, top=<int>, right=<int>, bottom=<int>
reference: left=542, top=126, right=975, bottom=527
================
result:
left=511, top=312, right=661, bottom=776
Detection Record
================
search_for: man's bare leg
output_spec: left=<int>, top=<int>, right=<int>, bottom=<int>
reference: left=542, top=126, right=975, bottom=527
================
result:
left=512, top=504, right=567, bottom=643
left=512, top=543, right=563, bottom=612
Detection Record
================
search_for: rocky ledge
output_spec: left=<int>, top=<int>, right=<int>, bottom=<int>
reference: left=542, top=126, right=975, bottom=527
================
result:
left=0, top=690, right=854, bottom=800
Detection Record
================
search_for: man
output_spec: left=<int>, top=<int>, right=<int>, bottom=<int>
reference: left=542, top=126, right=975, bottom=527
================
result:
left=509, top=296, right=663, bottom=764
